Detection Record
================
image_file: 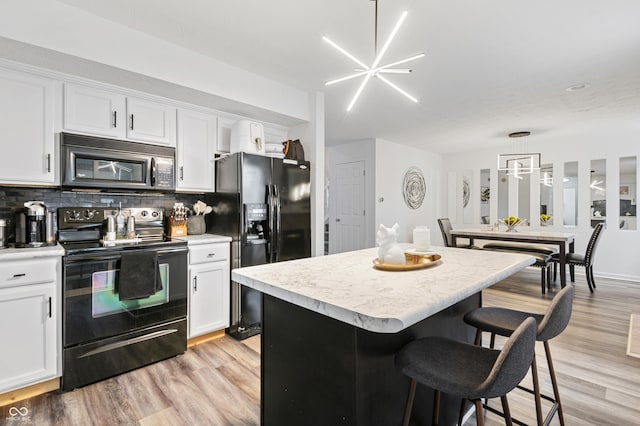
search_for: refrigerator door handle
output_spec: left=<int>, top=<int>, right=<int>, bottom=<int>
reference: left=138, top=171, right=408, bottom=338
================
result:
left=274, top=184, right=281, bottom=262
left=267, top=184, right=276, bottom=263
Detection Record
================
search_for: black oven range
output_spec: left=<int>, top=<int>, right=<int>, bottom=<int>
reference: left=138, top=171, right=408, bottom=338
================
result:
left=58, top=207, right=188, bottom=391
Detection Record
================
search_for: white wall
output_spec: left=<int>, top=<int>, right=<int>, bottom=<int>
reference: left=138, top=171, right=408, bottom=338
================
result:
left=443, top=127, right=640, bottom=281
left=374, top=139, right=444, bottom=245
left=0, top=0, right=309, bottom=122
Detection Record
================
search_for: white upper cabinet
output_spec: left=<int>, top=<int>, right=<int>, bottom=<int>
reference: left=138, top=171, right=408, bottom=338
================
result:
left=126, top=97, right=176, bottom=146
left=63, top=83, right=176, bottom=146
left=63, top=84, right=126, bottom=139
left=176, top=109, right=217, bottom=192
left=0, top=68, right=56, bottom=185
left=216, top=117, right=234, bottom=153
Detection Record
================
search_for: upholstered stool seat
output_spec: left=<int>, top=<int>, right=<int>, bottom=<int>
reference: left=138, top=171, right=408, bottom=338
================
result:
left=464, top=285, right=574, bottom=426
left=396, top=317, right=537, bottom=426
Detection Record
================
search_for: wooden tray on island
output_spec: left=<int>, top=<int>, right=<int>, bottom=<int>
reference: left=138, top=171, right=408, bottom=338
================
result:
left=373, top=253, right=441, bottom=271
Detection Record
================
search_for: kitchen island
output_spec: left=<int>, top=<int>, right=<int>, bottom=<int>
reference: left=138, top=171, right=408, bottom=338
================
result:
left=232, top=246, right=535, bottom=425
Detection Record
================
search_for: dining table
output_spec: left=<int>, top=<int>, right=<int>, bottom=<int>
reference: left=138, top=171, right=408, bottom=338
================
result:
left=450, top=227, right=575, bottom=287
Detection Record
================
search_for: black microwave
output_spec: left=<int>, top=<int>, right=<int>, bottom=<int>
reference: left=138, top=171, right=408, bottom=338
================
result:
left=61, top=133, right=175, bottom=191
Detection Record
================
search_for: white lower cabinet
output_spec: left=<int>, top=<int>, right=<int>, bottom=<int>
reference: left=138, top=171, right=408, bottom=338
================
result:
left=188, top=242, right=230, bottom=338
left=0, top=257, right=60, bottom=393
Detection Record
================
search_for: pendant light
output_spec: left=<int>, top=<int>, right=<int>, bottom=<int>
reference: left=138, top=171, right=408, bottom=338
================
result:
left=323, top=0, right=425, bottom=111
left=497, top=131, right=541, bottom=179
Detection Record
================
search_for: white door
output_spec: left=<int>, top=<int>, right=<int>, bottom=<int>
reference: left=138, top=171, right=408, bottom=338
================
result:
left=333, top=161, right=366, bottom=254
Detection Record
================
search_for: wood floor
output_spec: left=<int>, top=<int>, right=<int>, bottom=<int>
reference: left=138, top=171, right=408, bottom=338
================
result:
left=2, top=269, right=639, bottom=425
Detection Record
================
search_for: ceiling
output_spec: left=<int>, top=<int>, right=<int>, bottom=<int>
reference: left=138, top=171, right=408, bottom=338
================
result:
left=57, top=0, right=640, bottom=154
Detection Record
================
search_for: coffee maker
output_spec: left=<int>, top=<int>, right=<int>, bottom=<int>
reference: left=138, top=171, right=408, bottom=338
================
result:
left=24, top=201, right=47, bottom=247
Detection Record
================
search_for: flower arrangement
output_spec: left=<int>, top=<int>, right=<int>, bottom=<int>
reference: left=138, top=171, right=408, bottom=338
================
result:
left=540, top=214, right=552, bottom=226
left=502, top=216, right=523, bottom=232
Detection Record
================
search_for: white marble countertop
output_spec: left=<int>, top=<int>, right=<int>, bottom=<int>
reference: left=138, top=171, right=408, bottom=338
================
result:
left=175, top=234, right=232, bottom=245
left=0, top=244, right=65, bottom=260
left=231, top=246, right=535, bottom=333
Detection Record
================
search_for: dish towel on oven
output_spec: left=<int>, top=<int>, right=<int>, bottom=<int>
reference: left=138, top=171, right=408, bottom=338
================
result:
left=118, top=250, right=163, bottom=300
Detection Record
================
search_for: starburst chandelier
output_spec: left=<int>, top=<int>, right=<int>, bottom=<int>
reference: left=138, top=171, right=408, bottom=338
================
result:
left=323, top=0, right=425, bottom=111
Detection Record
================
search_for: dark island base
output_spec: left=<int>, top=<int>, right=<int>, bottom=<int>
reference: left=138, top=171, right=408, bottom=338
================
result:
left=261, top=292, right=481, bottom=426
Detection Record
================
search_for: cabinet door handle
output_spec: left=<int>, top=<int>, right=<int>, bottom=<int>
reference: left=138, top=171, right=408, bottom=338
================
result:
left=180, top=166, right=184, bottom=181
left=48, top=297, right=52, bottom=318
left=13, top=273, right=26, bottom=278
left=113, top=111, right=117, bottom=128
left=130, top=114, right=134, bottom=130
left=207, top=253, right=216, bottom=257
left=46, top=154, right=51, bottom=173
left=193, top=276, right=198, bottom=292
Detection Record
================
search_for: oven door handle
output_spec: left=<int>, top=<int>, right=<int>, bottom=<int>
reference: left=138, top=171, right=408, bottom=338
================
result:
left=77, top=329, right=180, bottom=359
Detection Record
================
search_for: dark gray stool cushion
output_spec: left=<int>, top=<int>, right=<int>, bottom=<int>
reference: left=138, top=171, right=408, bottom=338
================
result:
left=464, top=285, right=574, bottom=342
left=396, top=317, right=536, bottom=400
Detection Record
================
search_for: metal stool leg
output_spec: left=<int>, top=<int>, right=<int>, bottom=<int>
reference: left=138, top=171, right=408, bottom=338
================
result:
left=433, top=389, right=441, bottom=425
left=531, top=353, right=544, bottom=426
left=544, top=341, right=565, bottom=426
left=402, top=379, right=416, bottom=426
left=501, top=395, right=513, bottom=426
left=474, top=399, right=485, bottom=426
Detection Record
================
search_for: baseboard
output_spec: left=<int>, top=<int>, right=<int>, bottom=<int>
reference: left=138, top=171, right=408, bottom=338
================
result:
left=187, top=329, right=225, bottom=348
left=593, top=272, right=640, bottom=283
left=0, top=378, right=60, bottom=407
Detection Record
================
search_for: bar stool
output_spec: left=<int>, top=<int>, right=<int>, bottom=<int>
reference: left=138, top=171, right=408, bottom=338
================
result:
left=464, top=285, right=574, bottom=426
left=395, top=317, right=537, bottom=426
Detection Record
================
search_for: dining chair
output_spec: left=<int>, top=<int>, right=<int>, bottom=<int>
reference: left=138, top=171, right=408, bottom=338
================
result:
left=437, top=218, right=474, bottom=248
left=464, top=285, right=574, bottom=426
left=395, top=317, right=537, bottom=426
left=553, top=222, right=604, bottom=292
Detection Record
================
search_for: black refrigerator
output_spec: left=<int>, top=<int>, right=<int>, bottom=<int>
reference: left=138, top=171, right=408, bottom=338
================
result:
left=206, top=152, right=311, bottom=339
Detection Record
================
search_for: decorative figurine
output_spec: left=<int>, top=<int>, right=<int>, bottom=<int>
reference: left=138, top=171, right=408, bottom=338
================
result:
left=376, top=223, right=405, bottom=264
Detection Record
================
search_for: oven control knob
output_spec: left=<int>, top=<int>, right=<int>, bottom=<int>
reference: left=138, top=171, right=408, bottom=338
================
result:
left=151, top=211, right=160, bottom=218
left=140, top=210, right=148, bottom=217
left=83, top=210, right=95, bottom=219
left=70, top=210, right=80, bottom=220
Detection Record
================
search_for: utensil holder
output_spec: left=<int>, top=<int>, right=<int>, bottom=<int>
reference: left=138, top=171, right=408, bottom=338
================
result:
left=187, top=215, right=205, bottom=235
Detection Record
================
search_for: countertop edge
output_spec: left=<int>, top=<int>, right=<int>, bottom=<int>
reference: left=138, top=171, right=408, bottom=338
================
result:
left=176, top=234, right=233, bottom=245
left=232, top=254, right=535, bottom=333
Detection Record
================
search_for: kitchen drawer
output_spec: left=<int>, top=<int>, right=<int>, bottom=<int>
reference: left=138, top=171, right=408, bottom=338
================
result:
left=0, top=258, right=59, bottom=289
left=189, top=243, right=229, bottom=265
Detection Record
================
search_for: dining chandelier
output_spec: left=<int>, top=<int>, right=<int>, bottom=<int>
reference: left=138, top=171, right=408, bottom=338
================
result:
left=323, top=0, right=424, bottom=111
left=498, top=131, right=541, bottom=179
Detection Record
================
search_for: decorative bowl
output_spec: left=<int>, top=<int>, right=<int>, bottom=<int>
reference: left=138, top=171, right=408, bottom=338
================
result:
left=502, top=217, right=523, bottom=232
left=540, top=214, right=552, bottom=226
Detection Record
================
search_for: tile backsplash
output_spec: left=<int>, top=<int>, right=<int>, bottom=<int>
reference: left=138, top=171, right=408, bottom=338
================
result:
left=0, top=185, right=207, bottom=241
